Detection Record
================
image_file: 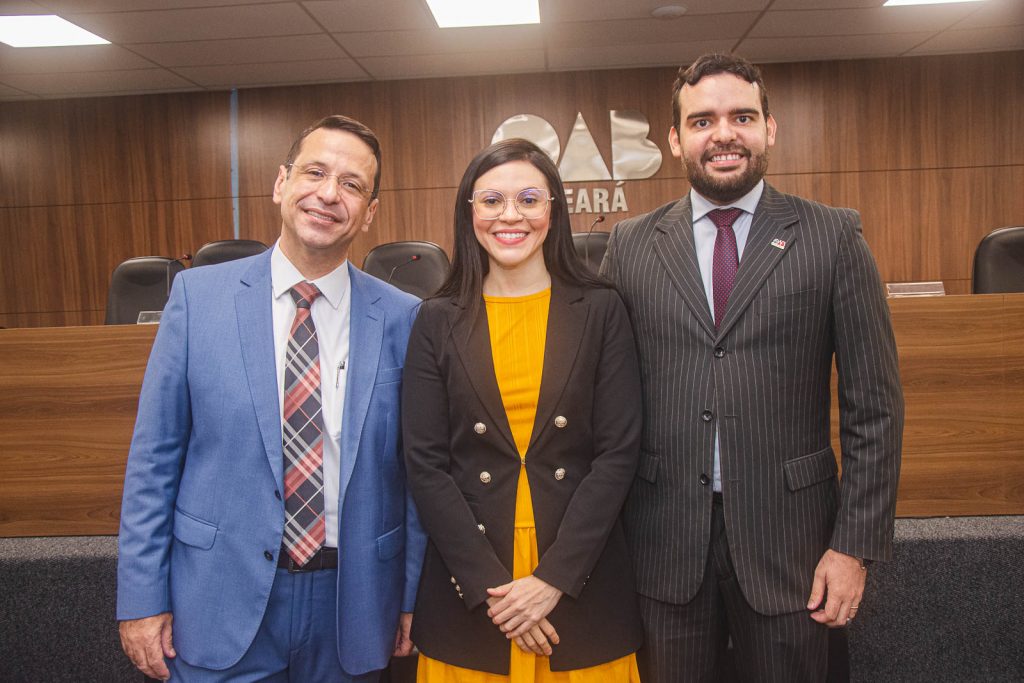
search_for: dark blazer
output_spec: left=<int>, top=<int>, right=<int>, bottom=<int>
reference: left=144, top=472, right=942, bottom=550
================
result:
left=601, top=184, right=904, bottom=616
left=402, top=281, right=644, bottom=674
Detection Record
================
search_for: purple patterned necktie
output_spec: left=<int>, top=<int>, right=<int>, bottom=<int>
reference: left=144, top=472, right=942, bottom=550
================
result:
left=282, top=281, right=325, bottom=566
left=709, top=207, right=743, bottom=329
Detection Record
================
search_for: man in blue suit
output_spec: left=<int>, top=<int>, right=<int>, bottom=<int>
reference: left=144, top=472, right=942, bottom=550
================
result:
left=117, top=115, right=426, bottom=682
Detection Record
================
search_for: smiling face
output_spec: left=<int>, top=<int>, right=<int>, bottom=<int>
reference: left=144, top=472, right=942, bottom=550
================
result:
left=670, top=72, right=777, bottom=205
left=273, top=127, right=379, bottom=278
left=472, top=160, right=552, bottom=283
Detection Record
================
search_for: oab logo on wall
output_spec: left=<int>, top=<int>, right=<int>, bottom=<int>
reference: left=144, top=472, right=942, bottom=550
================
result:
left=492, top=111, right=662, bottom=215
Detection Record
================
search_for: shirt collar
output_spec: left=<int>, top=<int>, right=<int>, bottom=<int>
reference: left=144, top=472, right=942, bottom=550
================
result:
left=270, top=241, right=349, bottom=310
left=690, top=179, right=765, bottom=223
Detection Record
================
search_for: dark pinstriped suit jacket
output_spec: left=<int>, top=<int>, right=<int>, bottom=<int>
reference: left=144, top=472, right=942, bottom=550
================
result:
left=601, top=184, right=904, bottom=616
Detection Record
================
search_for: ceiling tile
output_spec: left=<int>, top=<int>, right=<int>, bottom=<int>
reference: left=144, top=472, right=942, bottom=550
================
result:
left=336, top=25, right=544, bottom=57
left=129, top=34, right=344, bottom=67
left=545, top=14, right=759, bottom=48
left=0, top=0, right=51, bottom=13
left=360, top=50, right=546, bottom=80
left=174, top=58, right=367, bottom=87
left=0, top=67, right=194, bottom=96
left=303, top=0, right=436, bottom=32
left=0, top=44, right=156, bottom=74
left=548, top=40, right=732, bottom=71
left=63, top=4, right=322, bottom=44
left=770, top=0, right=883, bottom=9
left=951, top=0, right=1024, bottom=30
left=0, top=81, right=35, bottom=98
left=740, top=31, right=935, bottom=62
left=541, top=0, right=768, bottom=23
left=908, top=26, right=1024, bottom=55
left=37, top=0, right=286, bottom=11
left=752, top=6, right=975, bottom=38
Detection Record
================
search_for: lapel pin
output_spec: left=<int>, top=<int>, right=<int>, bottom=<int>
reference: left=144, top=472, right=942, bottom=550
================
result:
left=771, top=238, right=787, bottom=250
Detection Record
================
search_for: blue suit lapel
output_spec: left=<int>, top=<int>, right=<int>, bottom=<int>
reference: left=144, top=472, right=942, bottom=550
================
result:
left=236, top=251, right=284, bottom=490
left=339, top=263, right=383, bottom=503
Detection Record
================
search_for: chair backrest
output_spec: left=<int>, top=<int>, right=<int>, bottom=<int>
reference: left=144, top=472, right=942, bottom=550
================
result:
left=104, top=257, right=186, bottom=325
left=572, top=231, right=610, bottom=274
left=361, top=241, right=450, bottom=299
left=191, top=239, right=268, bottom=268
left=972, top=227, right=1024, bottom=294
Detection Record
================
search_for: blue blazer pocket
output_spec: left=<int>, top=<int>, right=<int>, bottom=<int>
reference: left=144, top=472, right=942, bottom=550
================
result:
left=783, top=446, right=838, bottom=492
left=172, top=508, right=218, bottom=550
left=376, top=366, right=403, bottom=385
left=377, top=524, right=405, bottom=560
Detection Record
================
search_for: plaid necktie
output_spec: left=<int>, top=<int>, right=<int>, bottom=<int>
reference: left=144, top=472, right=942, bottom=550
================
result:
left=282, top=281, right=326, bottom=566
left=709, top=207, right=743, bottom=329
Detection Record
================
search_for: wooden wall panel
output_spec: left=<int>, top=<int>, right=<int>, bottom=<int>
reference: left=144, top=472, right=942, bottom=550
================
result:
left=2, top=52, right=1023, bottom=326
left=0, top=91, right=233, bottom=326
left=0, top=199, right=234, bottom=318
left=0, top=92, right=230, bottom=207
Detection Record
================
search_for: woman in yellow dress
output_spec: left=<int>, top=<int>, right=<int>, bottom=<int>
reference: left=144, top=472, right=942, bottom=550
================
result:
left=402, top=138, right=644, bottom=682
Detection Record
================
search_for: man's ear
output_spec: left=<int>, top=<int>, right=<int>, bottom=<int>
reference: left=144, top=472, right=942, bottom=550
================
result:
left=272, top=165, right=288, bottom=205
left=668, top=126, right=682, bottom=159
left=362, top=198, right=379, bottom=232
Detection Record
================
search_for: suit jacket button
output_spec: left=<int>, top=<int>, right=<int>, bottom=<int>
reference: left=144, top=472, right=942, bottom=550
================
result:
left=554, top=415, right=568, bottom=428
left=477, top=523, right=486, bottom=534
left=554, top=467, right=566, bottom=480
left=480, top=471, right=492, bottom=484
left=474, top=422, right=487, bottom=434
left=264, top=550, right=274, bottom=561
left=714, top=347, right=725, bottom=358
left=699, top=473, right=711, bottom=486
left=701, top=410, right=713, bottom=422
left=451, top=576, right=457, bottom=584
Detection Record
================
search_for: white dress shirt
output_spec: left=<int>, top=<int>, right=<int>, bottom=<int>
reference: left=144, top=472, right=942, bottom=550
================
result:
left=271, top=243, right=350, bottom=547
left=690, top=180, right=764, bottom=492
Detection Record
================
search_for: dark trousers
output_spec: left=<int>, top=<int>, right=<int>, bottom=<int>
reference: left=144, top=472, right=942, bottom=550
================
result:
left=637, top=495, right=829, bottom=683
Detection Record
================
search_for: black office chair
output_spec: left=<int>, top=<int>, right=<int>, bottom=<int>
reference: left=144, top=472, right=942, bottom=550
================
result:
left=362, top=241, right=449, bottom=299
left=972, top=226, right=1024, bottom=293
left=104, top=256, right=186, bottom=325
left=572, top=231, right=610, bottom=274
left=191, top=239, right=268, bottom=268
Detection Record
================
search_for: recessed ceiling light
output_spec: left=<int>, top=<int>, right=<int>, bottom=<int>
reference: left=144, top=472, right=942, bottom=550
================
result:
left=0, top=15, right=109, bottom=47
left=884, top=0, right=985, bottom=6
left=651, top=5, right=688, bottom=20
left=425, top=0, right=540, bottom=28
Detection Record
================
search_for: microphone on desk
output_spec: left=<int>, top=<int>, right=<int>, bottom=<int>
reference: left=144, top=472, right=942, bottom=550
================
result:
left=387, top=254, right=420, bottom=284
left=166, top=253, right=192, bottom=296
left=583, top=215, right=605, bottom=267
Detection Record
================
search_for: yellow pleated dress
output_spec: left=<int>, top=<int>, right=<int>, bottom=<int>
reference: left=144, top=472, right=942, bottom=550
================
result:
left=417, top=288, right=641, bottom=683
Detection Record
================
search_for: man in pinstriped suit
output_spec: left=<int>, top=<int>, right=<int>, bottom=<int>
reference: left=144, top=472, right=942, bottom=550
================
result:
left=600, top=53, right=904, bottom=682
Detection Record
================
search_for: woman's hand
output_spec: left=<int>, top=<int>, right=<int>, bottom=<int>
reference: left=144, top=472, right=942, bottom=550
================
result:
left=512, top=618, right=560, bottom=655
left=486, top=575, right=563, bottom=639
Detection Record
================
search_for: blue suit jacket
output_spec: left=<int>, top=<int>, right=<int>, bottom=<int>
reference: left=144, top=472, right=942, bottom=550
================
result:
left=117, top=250, right=426, bottom=675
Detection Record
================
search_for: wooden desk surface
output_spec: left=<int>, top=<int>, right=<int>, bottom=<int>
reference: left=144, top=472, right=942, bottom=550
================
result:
left=1, top=295, right=1022, bottom=537
left=0, top=325, right=156, bottom=537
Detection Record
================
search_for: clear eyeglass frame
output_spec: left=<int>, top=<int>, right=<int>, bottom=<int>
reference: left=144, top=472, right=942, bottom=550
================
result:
left=286, top=163, right=371, bottom=200
left=469, top=188, right=554, bottom=220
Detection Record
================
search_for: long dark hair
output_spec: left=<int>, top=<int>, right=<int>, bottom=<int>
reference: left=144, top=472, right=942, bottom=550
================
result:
left=435, top=138, right=606, bottom=307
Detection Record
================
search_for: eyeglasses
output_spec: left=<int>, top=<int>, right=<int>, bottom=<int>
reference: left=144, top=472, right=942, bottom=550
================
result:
left=469, top=188, right=554, bottom=220
left=286, top=164, right=372, bottom=200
